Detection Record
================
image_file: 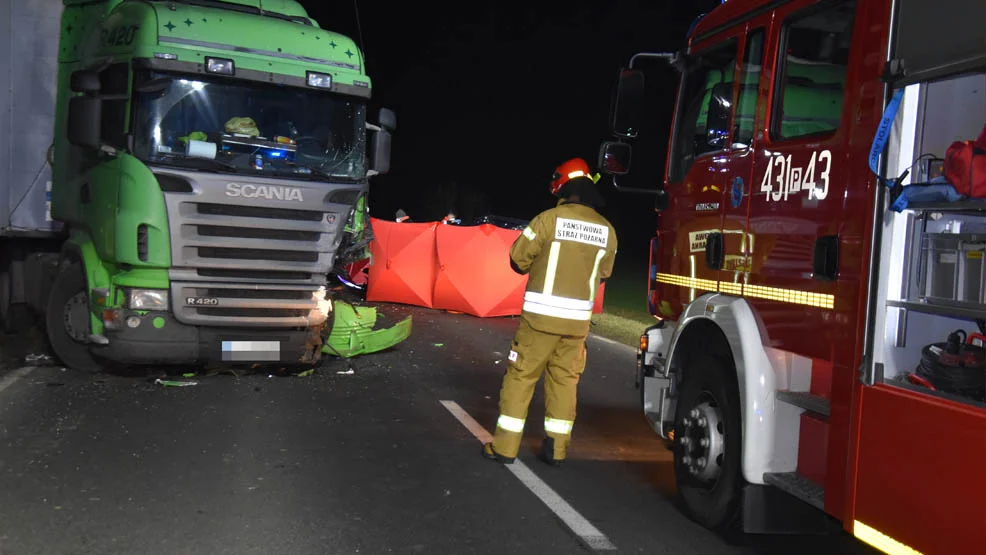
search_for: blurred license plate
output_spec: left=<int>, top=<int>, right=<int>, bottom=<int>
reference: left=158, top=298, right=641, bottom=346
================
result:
left=221, top=340, right=280, bottom=362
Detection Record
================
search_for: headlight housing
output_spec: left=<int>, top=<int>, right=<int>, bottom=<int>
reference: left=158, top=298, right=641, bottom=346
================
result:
left=128, top=289, right=169, bottom=311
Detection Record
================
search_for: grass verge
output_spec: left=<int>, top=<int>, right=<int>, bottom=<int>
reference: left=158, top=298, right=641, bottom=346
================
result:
left=590, top=259, right=656, bottom=348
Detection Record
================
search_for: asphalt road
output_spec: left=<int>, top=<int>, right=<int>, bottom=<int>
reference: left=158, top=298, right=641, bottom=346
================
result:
left=0, top=305, right=878, bottom=555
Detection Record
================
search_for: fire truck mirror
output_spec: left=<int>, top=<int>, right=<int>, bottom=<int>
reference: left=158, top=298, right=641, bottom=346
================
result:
left=598, top=141, right=631, bottom=175
left=610, top=68, right=644, bottom=138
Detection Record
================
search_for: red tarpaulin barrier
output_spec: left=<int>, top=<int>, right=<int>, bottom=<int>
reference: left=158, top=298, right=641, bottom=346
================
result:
left=433, top=224, right=529, bottom=317
left=365, top=219, right=438, bottom=308
left=365, top=219, right=606, bottom=318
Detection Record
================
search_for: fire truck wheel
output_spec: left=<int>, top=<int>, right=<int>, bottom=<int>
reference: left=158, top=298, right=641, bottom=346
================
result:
left=673, top=352, right=742, bottom=533
left=45, top=262, right=102, bottom=374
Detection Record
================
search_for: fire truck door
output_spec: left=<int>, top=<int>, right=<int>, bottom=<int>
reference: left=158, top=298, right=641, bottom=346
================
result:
left=717, top=28, right=766, bottom=292
left=744, top=0, right=855, bottom=360
left=658, top=37, right=739, bottom=309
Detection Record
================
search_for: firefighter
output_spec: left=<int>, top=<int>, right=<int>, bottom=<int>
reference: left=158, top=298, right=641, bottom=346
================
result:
left=482, top=157, right=617, bottom=467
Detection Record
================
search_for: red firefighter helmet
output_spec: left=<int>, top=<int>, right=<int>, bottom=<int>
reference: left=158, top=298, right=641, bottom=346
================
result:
left=550, top=157, right=592, bottom=196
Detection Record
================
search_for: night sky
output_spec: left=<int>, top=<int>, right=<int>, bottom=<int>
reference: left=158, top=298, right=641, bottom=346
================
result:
left=301, top=1, right=724, bottom=268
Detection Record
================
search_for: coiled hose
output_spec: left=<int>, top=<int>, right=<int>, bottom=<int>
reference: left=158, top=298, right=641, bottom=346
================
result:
left=915, top=330, right=985, bottom=401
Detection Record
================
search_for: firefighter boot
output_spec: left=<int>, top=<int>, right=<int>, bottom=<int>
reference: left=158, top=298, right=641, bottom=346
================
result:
left=539, top=437, right=564, bottom=467
left=481, top=443, right=515, bottom=464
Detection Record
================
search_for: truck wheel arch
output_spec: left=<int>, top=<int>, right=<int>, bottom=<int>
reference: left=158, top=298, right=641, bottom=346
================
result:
left=666, top=294, right=779, bottom=485
left=60, top=233, right=111, bottom=294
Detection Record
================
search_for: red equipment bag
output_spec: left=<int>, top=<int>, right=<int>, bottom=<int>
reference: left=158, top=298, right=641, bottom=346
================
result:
left=944, top=123, right=986, bottom=198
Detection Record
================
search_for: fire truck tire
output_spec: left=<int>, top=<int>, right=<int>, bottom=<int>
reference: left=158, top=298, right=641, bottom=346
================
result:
left=673, top=352, right=743, bottom=533
left=45, top=262, right=102, bottom=374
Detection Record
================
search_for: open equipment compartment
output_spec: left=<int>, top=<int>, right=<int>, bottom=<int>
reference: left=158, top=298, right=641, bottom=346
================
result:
left=872, top=70, right=985, bottom=408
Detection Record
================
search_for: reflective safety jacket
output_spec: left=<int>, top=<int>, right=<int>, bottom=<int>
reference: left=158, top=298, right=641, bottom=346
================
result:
left=510, top=201, right=618, bottom=337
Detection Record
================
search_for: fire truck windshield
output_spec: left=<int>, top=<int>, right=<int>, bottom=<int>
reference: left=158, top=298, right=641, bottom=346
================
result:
left=668, top=41, right=738, bottom=183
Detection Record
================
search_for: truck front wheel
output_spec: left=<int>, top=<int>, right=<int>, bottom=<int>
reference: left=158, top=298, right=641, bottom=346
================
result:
left=673, top=352, right=743, bottom=533
left=45, top=262, right=101, bottom=373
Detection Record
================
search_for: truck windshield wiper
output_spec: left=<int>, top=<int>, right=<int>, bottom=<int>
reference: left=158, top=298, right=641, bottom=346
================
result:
left=157, top=156, right=239, bottom=174
left=283, top=161, right=354, bottom=182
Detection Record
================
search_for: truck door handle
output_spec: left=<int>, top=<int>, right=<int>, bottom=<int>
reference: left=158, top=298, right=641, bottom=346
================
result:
left=705, top=232, right=724, bottom=270
left=813, top=235, right=839, bottom=281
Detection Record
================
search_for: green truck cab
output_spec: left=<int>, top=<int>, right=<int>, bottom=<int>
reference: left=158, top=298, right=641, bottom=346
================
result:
left=46, top=0, right=393, bottom=371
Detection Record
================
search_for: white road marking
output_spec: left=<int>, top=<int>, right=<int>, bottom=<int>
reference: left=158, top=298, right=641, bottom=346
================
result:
left=440, top=400, right=617, bottom=552
left=588, top=333, right=635, bottom=352
left=0, top=367, right=36, bottom=395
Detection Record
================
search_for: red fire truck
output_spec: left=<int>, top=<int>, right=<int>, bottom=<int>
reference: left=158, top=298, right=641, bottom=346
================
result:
left=599, top=1, right=985, bottom=553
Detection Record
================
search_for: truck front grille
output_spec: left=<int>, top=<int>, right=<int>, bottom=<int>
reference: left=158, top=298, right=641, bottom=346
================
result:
left=196, top=202, right=324, bottom=222
left=171, top=282, right=325, bottom=328
left=166, top=195, right=342, bottom=327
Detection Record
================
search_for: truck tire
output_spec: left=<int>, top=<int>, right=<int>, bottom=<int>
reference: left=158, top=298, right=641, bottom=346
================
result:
left=0, top=267, right=15, bottom=333
left=45, top=262, right=102, bottom=373
left=673, top=352, right=743, bottom=533
left=0, top=261, right=30, bottom=334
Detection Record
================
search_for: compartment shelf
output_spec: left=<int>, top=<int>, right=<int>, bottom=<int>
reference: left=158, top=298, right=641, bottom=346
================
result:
left=887, top=299, right=986, bottom=321
left=904, top=197, right=986, bottom=214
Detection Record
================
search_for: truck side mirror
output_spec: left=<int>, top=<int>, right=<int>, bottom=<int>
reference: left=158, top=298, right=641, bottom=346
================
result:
left=67, top=96, right=102, bottom=150
left=378, top=108, right=397, bottom=132
left=610, top=68, right=644, bottom=138
left=70, top=70, right=101, bottom=94
left=370, top=129, right=391, bottom=174
left=598, top=141, right=632, bottom=175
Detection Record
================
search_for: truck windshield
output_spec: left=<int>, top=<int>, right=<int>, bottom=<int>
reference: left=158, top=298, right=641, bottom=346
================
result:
left=132, top=71, right=366, bottom=181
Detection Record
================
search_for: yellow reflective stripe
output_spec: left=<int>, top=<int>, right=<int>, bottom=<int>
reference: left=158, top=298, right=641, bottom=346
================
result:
left=853, top=521, right=923, bottom=555
left=523, top=226, right=536, bottom=241
left=656, top=273, right=718, bottom=292
left=719, top=282, right=743, bottom=295
left=497, top=414, right=526, bottom=433
left=544, top=417, right=574, bottom=435
left=567, top=170, right=586, bottom=179
left=589, top=248, right=606, bottom=301
left=654, top=272, right=835, bottom=310
left=542, top=241, right=562, bottom=296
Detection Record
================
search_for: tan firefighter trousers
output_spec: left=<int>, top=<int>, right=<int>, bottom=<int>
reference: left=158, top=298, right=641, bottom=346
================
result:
left=491, top=319, right=588, bottom=460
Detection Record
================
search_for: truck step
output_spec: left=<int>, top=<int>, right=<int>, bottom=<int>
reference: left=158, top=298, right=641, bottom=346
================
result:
left=776, top=391, right=830, bottom=417
left=763, top=472, right=824, bottom=511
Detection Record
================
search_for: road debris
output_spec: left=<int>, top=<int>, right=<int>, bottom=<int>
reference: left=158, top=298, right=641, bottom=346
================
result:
left=25, top=353, right=54, bottom=365
left=154, top=378, right=198, bottom=387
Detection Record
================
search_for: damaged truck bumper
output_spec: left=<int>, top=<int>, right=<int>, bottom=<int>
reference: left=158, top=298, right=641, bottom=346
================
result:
left=93, top=311, right=328, bottom=365
left=322, top=301, right=412, bottom=358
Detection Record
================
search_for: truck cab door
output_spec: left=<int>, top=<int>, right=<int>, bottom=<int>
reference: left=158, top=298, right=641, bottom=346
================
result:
left=719, top=27, right=766, bottom=295
left=659, top=37, right=740, bottom=313
left=659, top=27, right=765, bottom=311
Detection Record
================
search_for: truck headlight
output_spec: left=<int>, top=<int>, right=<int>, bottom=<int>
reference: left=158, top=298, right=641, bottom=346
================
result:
left=128, top=289, right=169, bottom=311
left=306, top=71, right=332, bottom=89
left=205, top=57, right=234, bottom=75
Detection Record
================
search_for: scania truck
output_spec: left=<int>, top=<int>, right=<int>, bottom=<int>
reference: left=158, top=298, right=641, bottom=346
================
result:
left=1, top=0, right=394, bottom=372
